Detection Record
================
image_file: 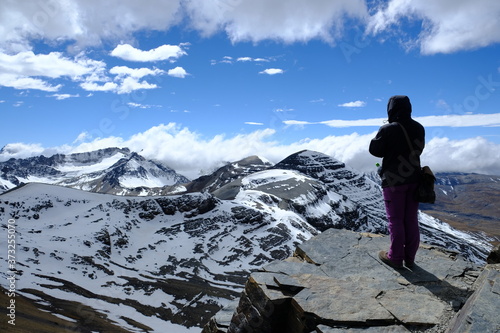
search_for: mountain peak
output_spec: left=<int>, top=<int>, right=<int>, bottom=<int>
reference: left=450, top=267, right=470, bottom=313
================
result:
left=273, top=149, right=347, bottom=178
left=0, top=147, right=188, bottom=194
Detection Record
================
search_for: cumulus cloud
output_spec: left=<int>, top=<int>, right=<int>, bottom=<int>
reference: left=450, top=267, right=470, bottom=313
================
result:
left=115, top=77, right=158, bottom=94
left=0, top=74, right=61, bottom=92
left=367, top=0, right=500, bottom=54
left=79, top=81, right=118, bottom=93
left=0, top=0, right=369, bottom=50
left=3, top=124, right=499, bottom=178
left=167, top=66, right=189, bottom=78
left=109, top=66, right=165, bottom=78
left=338, top=100, right=366, bottom=107
left=110, top=44, right=187, bottom=62
left=1, top=0, right=499, bottom=56
left=184, top=0, right=368, bottom=43
left=50, top=93, right=80, bottom=100
left=0, top=0, right=183, bottom=52
left=80, top=65, right=165, bottom=94
left=422, top=136, right=500, bottom=175
left=259, top=68, right=284, bottom=75
left=0, top=51, right=106, bottom=91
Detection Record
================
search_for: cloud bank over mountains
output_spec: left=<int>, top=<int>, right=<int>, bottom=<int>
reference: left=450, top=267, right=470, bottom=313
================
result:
left=1, top=123, right=499, bottom=179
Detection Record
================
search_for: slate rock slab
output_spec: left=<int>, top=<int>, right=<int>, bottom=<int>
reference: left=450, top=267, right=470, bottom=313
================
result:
left=204, top=229, right=493, bottom=333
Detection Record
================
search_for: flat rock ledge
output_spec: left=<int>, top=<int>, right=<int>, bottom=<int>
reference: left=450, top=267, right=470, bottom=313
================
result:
left=203, top=228, right=500, bottom=333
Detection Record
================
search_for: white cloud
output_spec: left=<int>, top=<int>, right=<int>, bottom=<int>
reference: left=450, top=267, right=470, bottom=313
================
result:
left=50, top=93, right=80, bottom=100
left=213, top=55, right=271, bottom=65
left=0, top=0, right=183, bottom=52
left=79, top=65, right=165, bottom=94
left=283, top=120, right=311, bottom=126
left=259, top=68, right=284, bottom=75
left=286, top=113, right=500, bottom=128
left=275, top=108, right=294, bottom=112
left=245, top=122, right=264, bottom=126
left=115, top=77, right=157, bottom=94
left=338, top=100, right=366, bottom=107
left=109, top=66, right=165, bottom=78
left=3, top=124, right=499, bottom=178
left=184, top=0, right=368, bottom=43
left=167, top=66, right=189, bottom=78
left=0, top=51, right=104, bottom=78
left=422, top=136, right=500, bottom=175
left=1, top=0, right=499, bottom=56
left=0, top=51, right=105, bottom=91
left=237, top=57, right=253, bottom=62
left=127, top=102, right=161, bottom=109
left=110, top=43, right=187, bottom=62
left=73, top=132, right=91, bottom=144
left=0, top=142, right=64, bottom=160
left=367, top=0, right=500, bottom=54
left=0, top=74, right=61, bottom=91
left=80, top=81, right=118, bottom=93
left=417, top=113, right=500, bottom=127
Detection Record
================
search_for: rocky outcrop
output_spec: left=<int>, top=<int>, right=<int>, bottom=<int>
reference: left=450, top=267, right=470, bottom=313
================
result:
left=204, top=228, right=500, bottom=333
left=487, top=244, right=500, bottom=264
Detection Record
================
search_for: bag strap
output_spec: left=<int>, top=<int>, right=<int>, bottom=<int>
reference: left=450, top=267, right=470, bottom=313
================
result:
left=396, top=122, right=415, bottom=152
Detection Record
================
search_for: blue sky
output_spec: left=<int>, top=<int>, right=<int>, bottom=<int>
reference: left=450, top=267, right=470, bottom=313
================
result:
left=1, top=0, right=500, bottom=178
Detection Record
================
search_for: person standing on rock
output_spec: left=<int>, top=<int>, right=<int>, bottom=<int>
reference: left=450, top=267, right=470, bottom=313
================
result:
left=369, top=95, right=425, bottom=269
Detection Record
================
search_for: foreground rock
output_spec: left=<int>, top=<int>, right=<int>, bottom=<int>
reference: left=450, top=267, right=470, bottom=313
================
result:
left=203, top=228, right=500, bottom=333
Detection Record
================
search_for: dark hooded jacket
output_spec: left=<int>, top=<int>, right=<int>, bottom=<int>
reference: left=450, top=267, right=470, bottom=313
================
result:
left=369, top=95, right=425, bottom=187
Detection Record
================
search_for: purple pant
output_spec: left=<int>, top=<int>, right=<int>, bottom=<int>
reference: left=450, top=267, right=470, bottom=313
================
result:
left=383, top=183, right=420, bottom=265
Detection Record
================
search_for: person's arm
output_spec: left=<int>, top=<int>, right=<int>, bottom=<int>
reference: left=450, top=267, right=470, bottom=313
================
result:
left=369, top=128, right=386, bottom=158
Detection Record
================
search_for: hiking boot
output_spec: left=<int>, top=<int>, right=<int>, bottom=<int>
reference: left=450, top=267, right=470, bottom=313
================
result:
left=378, top=251, right=403, bottom=269
left=405, top=260, right=415, bottom=268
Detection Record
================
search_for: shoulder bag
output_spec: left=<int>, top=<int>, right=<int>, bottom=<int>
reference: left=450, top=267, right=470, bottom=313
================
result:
left=396, top=123, right=436, bottom=204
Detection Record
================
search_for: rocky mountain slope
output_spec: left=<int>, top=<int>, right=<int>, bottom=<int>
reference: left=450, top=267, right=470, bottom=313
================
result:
left=420, top=172, right=500, bottom=244
left=0, top=147, right=189, bottom=195
left=2, top=147, right=499, bottom=245
left=0, top=150, right=494, bottom=332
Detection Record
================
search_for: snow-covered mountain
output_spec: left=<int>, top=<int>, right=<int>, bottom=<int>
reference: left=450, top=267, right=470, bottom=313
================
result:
left=0, top=147, right=189, bottom=195
left=0, top=149, right=493, bottom=332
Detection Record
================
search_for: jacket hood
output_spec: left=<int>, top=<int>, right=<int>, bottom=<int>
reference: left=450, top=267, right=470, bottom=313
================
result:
left=387, top=95, right=412, bottom=123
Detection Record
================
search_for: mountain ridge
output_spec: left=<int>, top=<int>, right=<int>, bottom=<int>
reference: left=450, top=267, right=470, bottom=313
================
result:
left=0, top=147, right=189, bottom=195
left=0, top=148, right=497, bottom=331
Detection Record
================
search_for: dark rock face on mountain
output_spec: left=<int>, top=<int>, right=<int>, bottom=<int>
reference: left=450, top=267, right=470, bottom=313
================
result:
left=271, top=150, right=389, bottom=232
left=182, top=155, right=273, bottom=193
left=203, top=229, right=500, bottom=333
